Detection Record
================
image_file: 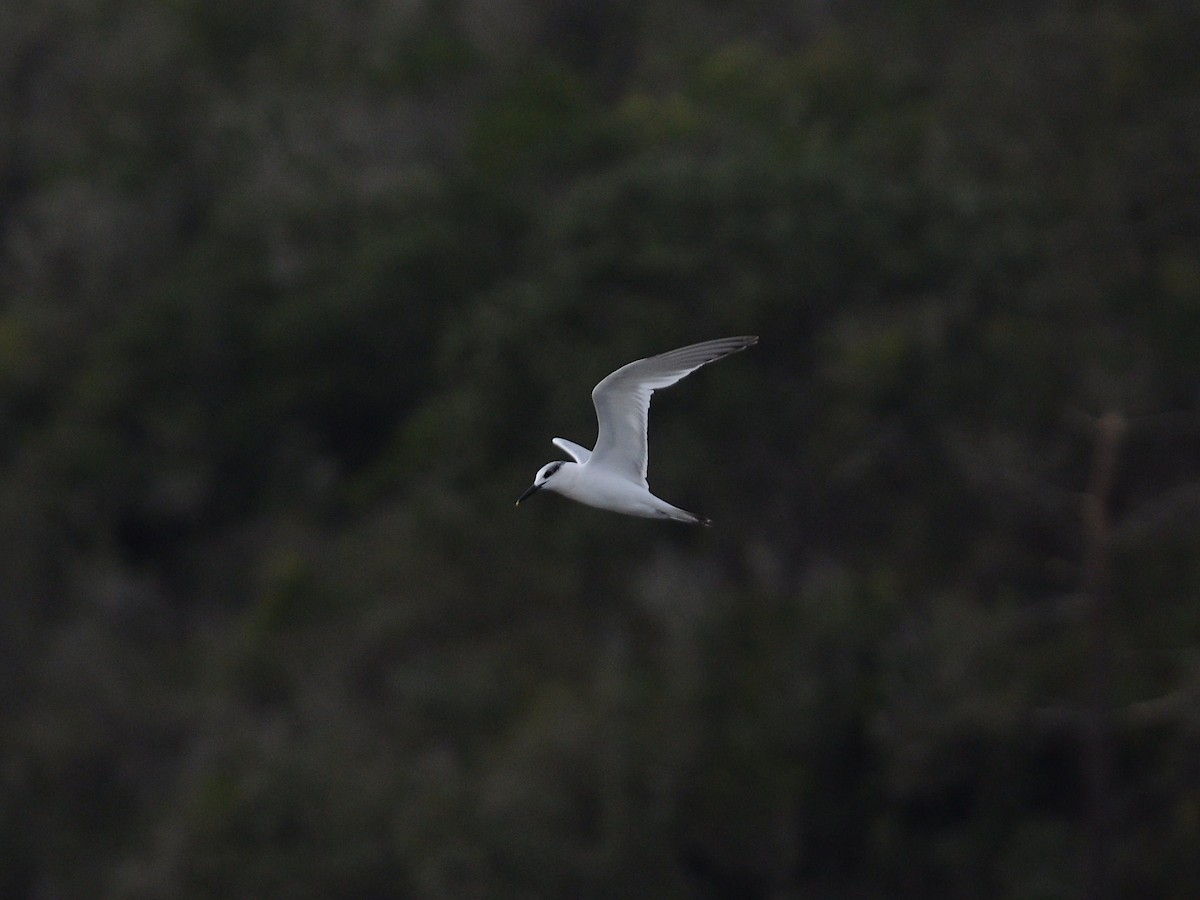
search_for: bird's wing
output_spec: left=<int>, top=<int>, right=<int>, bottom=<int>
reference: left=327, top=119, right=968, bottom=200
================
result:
left=588, top=336, right=757, bottom=487
left=552, top=437, right=592, bottom=464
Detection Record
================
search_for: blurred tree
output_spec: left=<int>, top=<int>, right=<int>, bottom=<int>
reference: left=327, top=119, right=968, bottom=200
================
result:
left=0, top=1, right=1198, bottom=898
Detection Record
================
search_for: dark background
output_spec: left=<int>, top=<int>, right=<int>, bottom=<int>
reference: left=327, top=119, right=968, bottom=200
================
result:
left=2, top=1, right=1199, bottom=897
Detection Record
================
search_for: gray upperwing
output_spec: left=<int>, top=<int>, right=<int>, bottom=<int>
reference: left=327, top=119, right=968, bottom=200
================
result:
left=552, top=437, right=592, bottom=464
left=588, top=336, right=758, bottom=486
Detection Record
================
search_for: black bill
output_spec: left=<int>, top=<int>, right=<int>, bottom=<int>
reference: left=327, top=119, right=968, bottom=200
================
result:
left=515, top=483, right=541, bottom=506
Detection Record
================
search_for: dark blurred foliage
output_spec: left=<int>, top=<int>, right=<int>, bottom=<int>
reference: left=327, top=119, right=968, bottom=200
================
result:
left=2, top=1, right=1199, bottom=897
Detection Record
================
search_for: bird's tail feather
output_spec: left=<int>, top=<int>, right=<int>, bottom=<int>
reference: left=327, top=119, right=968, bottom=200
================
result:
left=663, top=508, right=710, bottom=526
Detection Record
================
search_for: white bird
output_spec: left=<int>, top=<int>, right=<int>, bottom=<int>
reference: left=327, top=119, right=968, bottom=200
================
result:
left=516, top=336, right=758, bottom=525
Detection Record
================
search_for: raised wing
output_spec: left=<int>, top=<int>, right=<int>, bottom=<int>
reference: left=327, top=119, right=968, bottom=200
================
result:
left=588, top=336, right=757, bottom=487
left=552, top=437, right=592, bottom=463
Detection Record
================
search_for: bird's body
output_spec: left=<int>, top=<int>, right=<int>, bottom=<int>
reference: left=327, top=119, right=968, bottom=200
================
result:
left=516, top=336, right=758, bottom=525
left=526, top=458, right=705, bottom=523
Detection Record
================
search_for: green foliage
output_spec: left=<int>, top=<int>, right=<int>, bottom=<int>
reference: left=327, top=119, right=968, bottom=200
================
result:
left=2, top=1, right=1199, bottom=898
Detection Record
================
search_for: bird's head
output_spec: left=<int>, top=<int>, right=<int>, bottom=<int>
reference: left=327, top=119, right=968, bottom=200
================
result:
left=516, top=460, right=568, bottom=505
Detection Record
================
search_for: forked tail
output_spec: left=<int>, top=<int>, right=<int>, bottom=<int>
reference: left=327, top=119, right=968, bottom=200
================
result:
left=661, top=507, right=711, bottom=526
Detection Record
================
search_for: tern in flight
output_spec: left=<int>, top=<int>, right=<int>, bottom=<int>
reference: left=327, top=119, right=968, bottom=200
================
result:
left=516, top=336, right=758, bottom=525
